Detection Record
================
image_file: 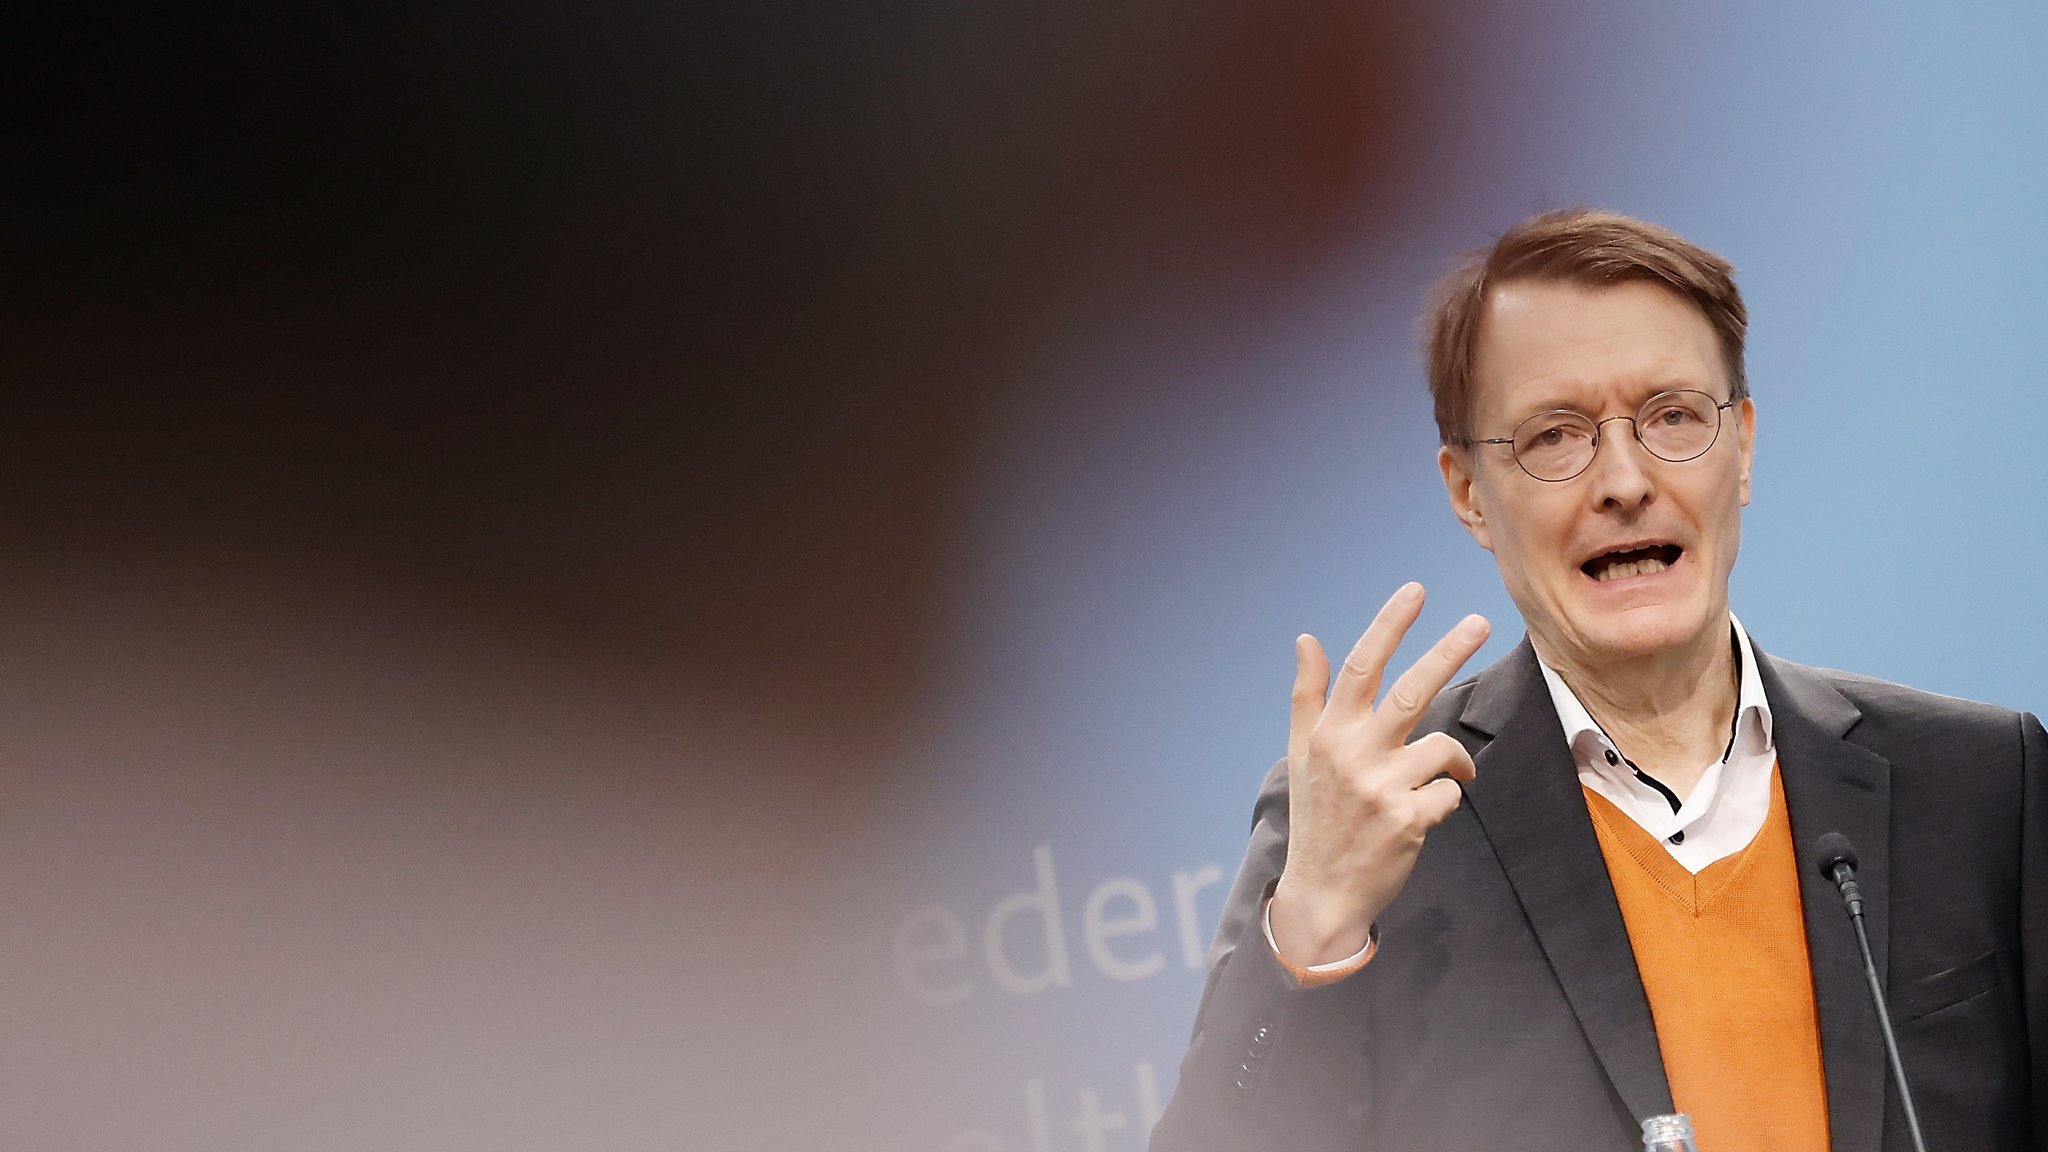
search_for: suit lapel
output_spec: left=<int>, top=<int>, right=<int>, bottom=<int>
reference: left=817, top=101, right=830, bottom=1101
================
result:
left=1756, top=647, right=1891, bottom=1152
left=1458, top=640, right=1674, bottom=1125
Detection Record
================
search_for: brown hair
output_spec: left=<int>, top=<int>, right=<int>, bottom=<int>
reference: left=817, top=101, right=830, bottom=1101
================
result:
left=1423, top=208, right=1748, bottom=446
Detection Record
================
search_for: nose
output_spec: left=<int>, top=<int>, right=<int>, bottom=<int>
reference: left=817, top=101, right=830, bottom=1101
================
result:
left=1585, top=415, right=1656, bottom=510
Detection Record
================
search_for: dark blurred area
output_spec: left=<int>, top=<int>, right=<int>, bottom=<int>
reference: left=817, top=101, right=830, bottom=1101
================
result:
left=3, top=1, right=1456, bottom=1146
left=7, top=0, right=1443, bottom=742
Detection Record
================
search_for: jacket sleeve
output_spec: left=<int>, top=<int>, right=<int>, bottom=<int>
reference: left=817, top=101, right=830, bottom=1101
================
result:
left=1148, top=759, right=1374, bottom=1152
left=2021, top=711, right=2047, bottom=1148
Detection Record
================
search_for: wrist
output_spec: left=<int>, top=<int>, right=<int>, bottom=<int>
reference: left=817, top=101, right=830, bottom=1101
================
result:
left=1268, top=878, right=1377, bottom=967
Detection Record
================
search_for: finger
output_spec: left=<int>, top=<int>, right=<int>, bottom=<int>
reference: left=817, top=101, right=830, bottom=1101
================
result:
left=1327, top=582, right=1426, bottom=715
left=1373, top=613, right=1491, bottom=742
left=1287, top=633, right=1331, bottom=769
left=1384, top=730, right=1476, bottom=789
left=1411, top=776, right=1467, bottom=827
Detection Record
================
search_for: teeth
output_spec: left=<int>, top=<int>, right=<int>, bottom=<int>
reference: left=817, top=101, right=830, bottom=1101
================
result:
left=1596, top=557, right=1669, bottom=582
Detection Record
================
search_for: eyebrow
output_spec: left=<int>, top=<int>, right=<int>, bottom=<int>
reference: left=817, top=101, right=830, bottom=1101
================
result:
left=1507, top=380, right=1705, bottom=421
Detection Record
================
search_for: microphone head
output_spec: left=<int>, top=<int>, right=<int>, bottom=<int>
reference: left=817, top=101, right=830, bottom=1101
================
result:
left=1814, top=832, right=1858, bottom=879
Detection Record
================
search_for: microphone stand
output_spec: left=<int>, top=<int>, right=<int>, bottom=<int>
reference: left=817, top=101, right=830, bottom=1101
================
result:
left=1824, top=846, right=1931, bottom=1152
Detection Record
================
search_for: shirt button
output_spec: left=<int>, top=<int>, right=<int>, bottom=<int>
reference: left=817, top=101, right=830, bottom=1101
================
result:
left=1669, top=830, right=1686, bottom=845
left=1604, top=749, right=1619, bottom=766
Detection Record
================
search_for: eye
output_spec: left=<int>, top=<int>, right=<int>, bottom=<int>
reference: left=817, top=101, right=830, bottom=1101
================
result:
left=1514, top=413, right=1594, bottom=460
left=1646, top=400, right=1704, bottom=427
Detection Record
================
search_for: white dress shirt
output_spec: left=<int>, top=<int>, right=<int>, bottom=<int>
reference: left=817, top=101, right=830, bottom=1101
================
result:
left=1536, top=614, right=1777, bottom=874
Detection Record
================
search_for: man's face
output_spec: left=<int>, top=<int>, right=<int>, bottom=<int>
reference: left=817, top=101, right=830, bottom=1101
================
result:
left=1439, top=278, right=1756, bottom=668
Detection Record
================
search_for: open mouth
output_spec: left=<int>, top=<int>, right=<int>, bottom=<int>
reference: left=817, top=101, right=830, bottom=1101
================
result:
left=1581, top=544, right=1683, bottom=583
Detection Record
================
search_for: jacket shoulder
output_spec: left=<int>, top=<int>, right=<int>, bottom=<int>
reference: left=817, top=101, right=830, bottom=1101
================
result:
left=1775, top=658, right=2032, bottom=761
left=1793, top=660, right=2022, bottom=726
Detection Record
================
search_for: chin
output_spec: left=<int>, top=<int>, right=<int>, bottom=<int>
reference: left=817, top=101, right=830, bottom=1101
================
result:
left=1573, top=605, right=1712, bottom=661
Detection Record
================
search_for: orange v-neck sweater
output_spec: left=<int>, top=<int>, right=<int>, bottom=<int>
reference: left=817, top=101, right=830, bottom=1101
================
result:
left=1583, top=766, right=1830, bottom=1152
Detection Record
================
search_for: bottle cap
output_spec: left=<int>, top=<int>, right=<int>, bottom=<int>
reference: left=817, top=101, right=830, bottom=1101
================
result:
left=1641, top=1113, right=1696, bottom=1144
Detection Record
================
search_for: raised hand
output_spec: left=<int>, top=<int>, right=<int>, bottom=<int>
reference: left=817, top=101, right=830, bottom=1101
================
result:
left=1268, top=583, right=1491, bottom=966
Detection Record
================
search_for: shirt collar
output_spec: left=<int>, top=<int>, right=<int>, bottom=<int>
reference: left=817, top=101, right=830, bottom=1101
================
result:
left=1730, top=613, right=1773, bottom=753
left=1534, top=613, right=1774, bottom=776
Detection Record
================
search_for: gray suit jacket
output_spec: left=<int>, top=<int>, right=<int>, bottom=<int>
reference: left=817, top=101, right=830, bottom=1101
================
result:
left=1151, top=638, right=2046, bottom=1152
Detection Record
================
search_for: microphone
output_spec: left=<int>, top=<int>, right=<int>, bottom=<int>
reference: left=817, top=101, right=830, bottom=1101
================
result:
left=1813, top=832, right=1862, bottom=916
left=1812, top=834, right=1929, bottom=1152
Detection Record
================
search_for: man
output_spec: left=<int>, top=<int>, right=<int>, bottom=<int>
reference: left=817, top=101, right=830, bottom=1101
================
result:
left=1150, top=210, right=2045, bottom=1151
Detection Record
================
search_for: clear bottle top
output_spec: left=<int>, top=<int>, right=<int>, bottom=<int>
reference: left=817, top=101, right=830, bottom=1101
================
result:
left=1640, top=1112, right=1700, bottom=1152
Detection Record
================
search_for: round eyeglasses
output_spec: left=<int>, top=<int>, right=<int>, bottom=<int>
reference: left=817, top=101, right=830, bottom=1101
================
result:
left=1473, top=389, right=1736, bottom=483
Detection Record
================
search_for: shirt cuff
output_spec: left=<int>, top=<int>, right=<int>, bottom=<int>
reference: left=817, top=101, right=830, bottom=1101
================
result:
left=1261, top=894, right=1378, bottom=987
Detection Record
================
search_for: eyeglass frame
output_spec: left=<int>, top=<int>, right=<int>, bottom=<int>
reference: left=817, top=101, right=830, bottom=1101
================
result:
left=1470, top=389, right=1739, bottom=483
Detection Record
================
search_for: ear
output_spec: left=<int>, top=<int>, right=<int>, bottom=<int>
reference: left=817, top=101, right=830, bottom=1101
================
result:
left=1734, top=396, right=1756, bottom=507
left=1439, top=445, right=1493, bottom=552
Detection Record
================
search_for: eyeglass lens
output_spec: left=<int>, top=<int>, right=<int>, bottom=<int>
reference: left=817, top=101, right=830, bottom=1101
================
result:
left=1511, top=390, right=1723, bottom=481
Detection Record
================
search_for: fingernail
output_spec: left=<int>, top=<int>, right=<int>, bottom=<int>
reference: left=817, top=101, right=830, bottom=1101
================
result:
left=1295, top=633, right=1312, bottom=653
left=1457, top=615, right=1489, bottom=640
left=1397, top=582, right=1423, bottom=604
